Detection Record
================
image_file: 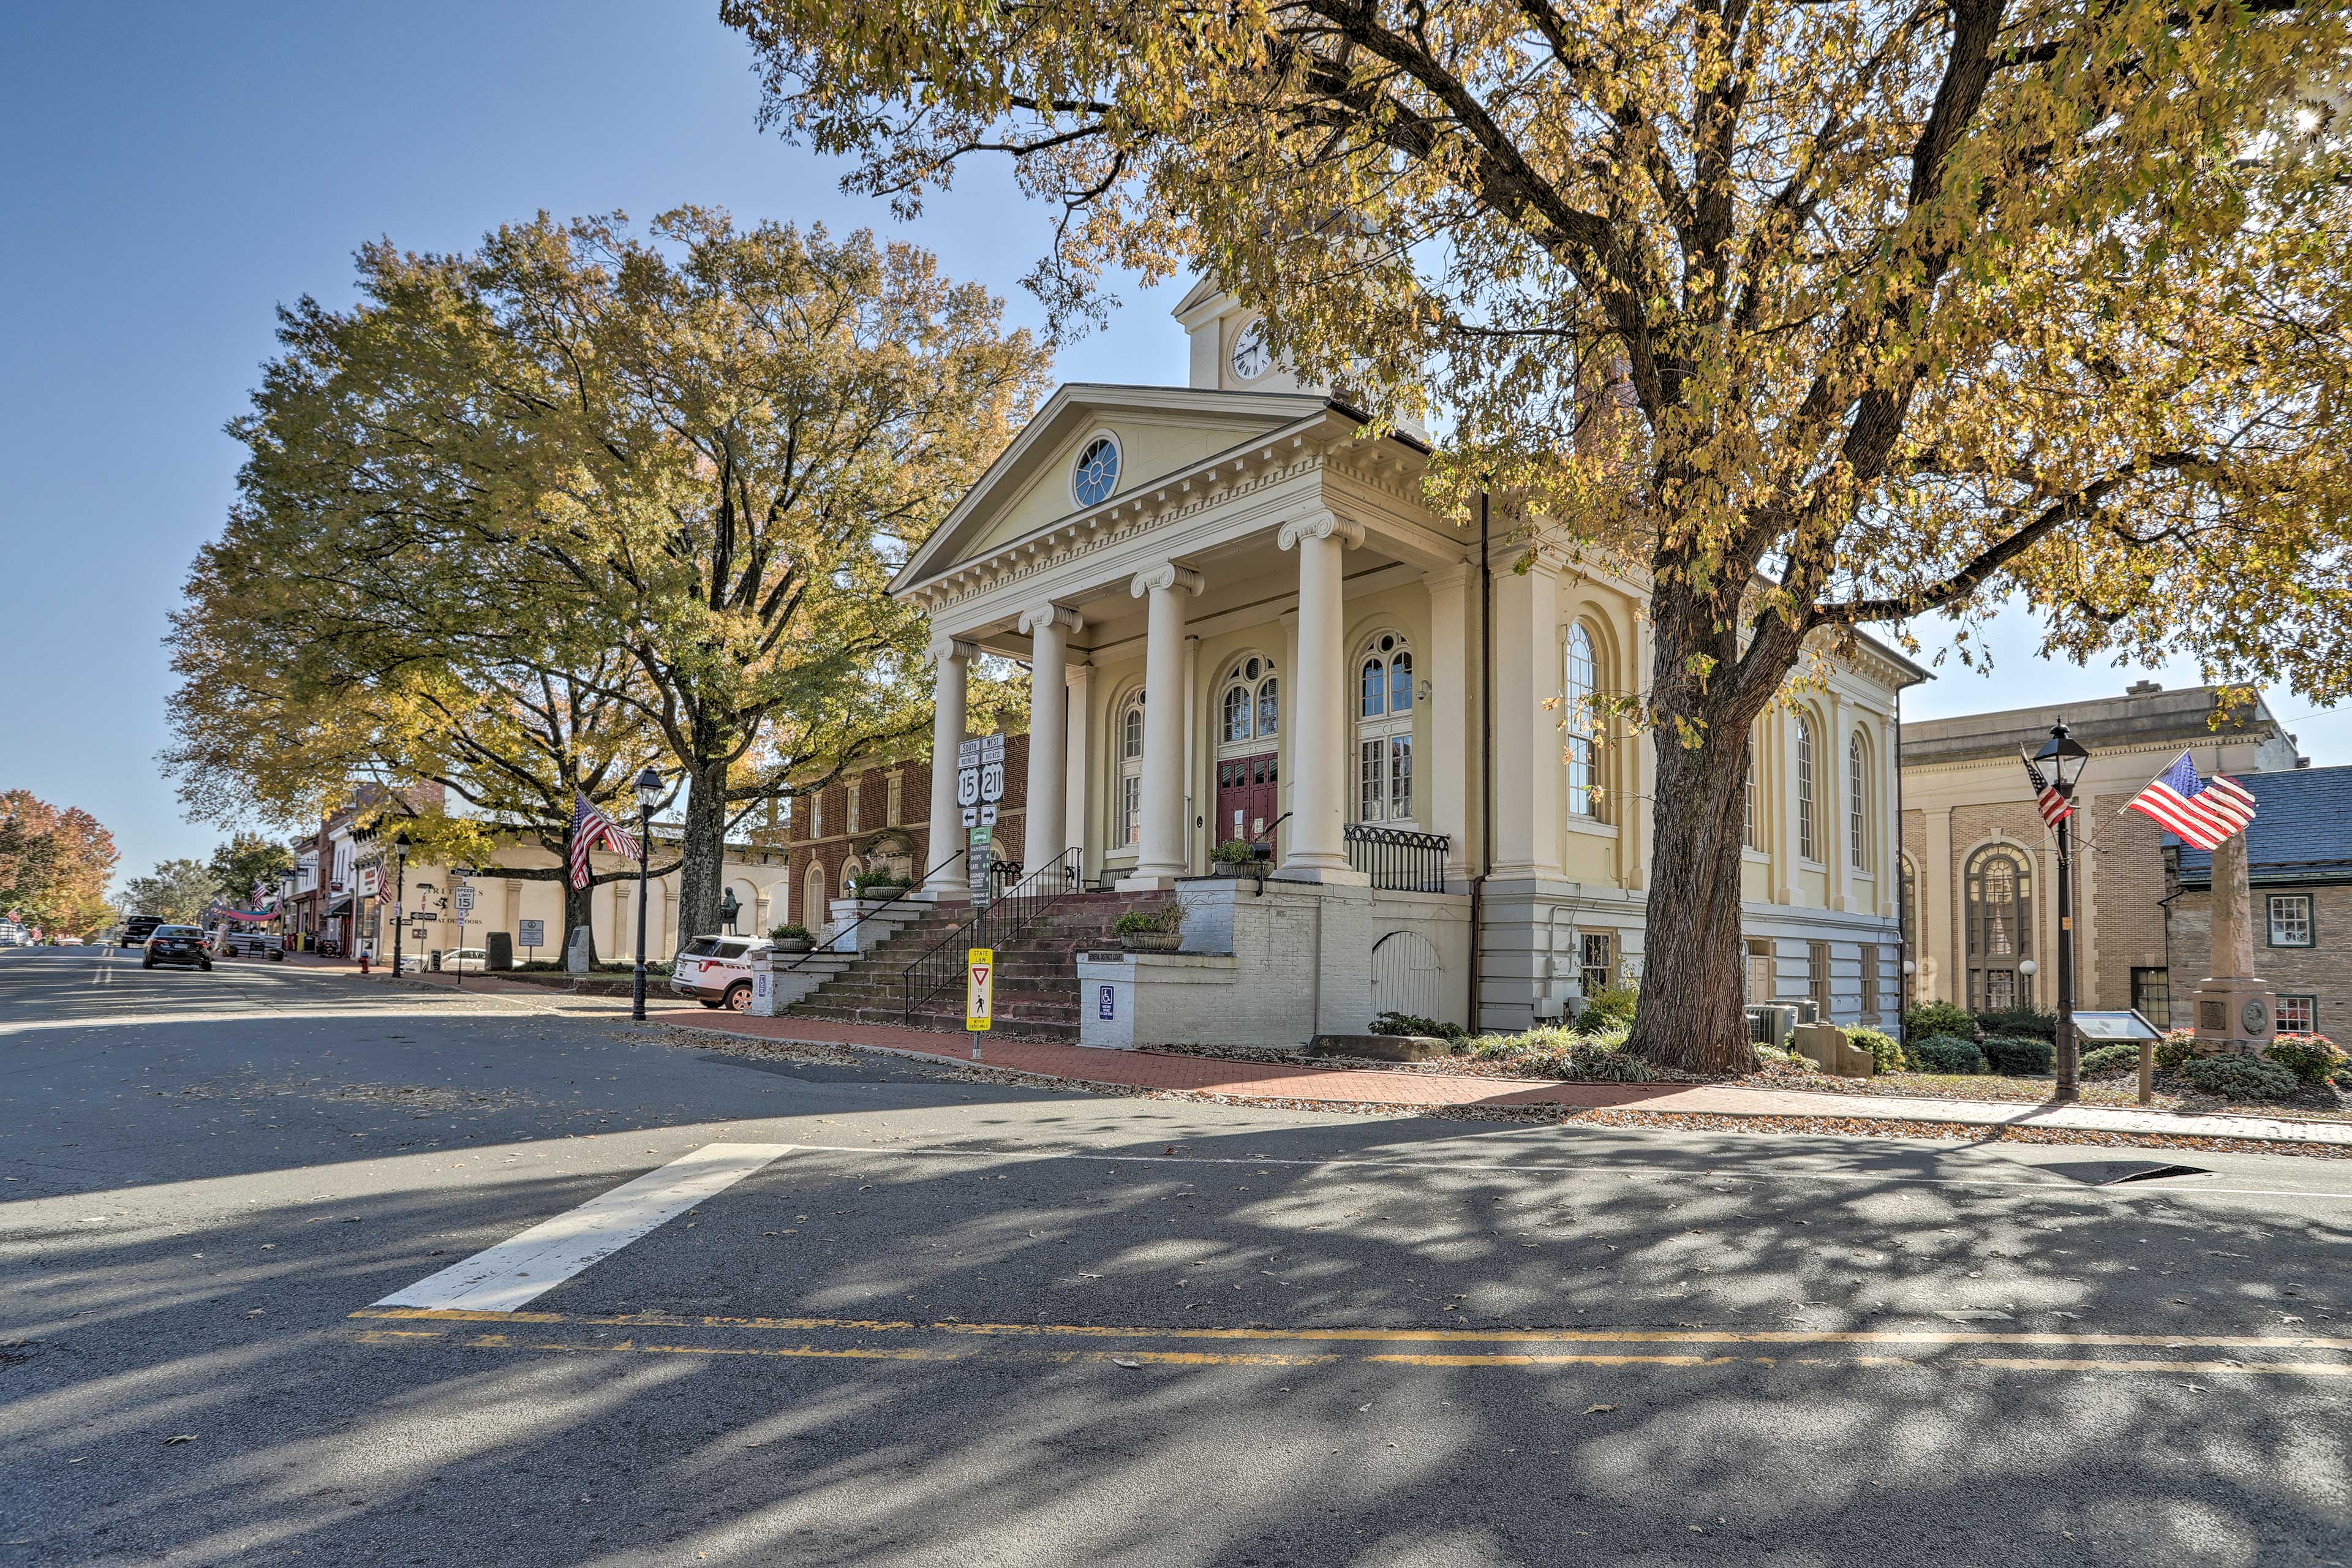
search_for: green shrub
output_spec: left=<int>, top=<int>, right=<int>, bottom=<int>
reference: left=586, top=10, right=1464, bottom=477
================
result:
left=1112, top=906, right=1181, bottom=936
left=2080, top=1044, right=2141, bottom=1079
left=1847, top=1026, right=1907, bottom=1074
left=1210, top=838, right=1260, bottom=864
left=1903, top=1001, right=1976, bottom=1041
left=768, top=923, right=813, bottom=943
left=848, top=870, right=909, bottom=896
left=1562, top=1043, right=1656, bottom=1082
left=2157, top=1030, right=2197, bottom=1072
left=1975, top=1006, right=2058, bottom=1041
left=1577, top=981, right=1639, bottom=1031
left=2333, top=1064, right=2352, bottom=1091
left=1371, top=1011, right=1466, bottom=1041
left=1979, top=1035, right=2054, bottom=1076
left=1910, top=1035, right=1988, bottom=1075
left=2263, top=1033, right=2346, bottom=1085
left=2182, top=1054, right=2300, bottom=1102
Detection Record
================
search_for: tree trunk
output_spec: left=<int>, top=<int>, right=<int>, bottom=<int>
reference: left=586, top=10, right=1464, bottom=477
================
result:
left=675, top=759, right=728, bottom=950
left=1626, top=587, right=1786, bottom=1075
left=562, top=868, right=597, bottom=967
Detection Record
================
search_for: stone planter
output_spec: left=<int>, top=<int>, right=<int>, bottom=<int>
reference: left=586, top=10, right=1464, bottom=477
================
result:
left=1119, top=930, right=1184, bottom=953
left=773, top=938, right=813, bottom=954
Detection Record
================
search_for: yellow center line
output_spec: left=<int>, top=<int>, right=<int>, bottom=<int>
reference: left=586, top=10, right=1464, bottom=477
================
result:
left=350, top=1307, right=2352, bottom=1355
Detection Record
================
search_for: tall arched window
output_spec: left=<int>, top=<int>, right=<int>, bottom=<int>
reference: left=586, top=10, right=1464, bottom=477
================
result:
left=1117, top=690, right=1147, bottom=846
left=1965, top=845, right=2034, bottom=1010
left=1795, top=715, right=1820, bottom=861
left=1564, top=622, right=1607, bottom=821
left=1900, top=855, right=1920, bottom=1011
left=1215, top=656, right=1281, bottom=843
left=1743, top=733, right=1760, bottom=850
left=802, top=862, right=825, bottom=926
left=1355, top=632, right=1414, bottom=823
left=1847, top=732, right=1870, bottom=871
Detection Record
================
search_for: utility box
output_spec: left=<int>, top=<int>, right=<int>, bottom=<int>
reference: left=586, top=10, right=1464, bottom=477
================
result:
left=486, top=931, right=514, bottom=972
left=1747, top=1004, right=1799, bottom=1048
left=1792, top=1021, right=1875, bottom=1077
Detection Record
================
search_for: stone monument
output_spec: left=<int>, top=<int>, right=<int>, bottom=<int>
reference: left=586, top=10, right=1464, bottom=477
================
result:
left=565, top=923, right=594, bottom=977
left=2190, top=829, right=2275, bottom=1057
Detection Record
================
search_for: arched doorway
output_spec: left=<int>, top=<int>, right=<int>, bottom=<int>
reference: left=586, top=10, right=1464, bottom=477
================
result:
left=1964, top=845, right=2034, bottom=1011
left=1213, top=654, right=1280, bottom=846
left=1369, top=930, right=1443, bottom=1022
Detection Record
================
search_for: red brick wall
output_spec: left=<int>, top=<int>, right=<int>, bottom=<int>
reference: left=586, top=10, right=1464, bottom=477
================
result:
left=781, top=735, right=1030, bottom=925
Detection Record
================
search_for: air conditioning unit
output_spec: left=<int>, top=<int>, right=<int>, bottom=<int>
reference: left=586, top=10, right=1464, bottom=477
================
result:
left=1747, top=1004, right=1800, bottom=1047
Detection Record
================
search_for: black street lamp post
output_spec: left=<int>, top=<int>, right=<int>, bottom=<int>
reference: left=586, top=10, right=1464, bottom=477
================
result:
left=388, top=835, right=410, bottom=980
left=2034, top=720, right=2093, bottom=1103
left=631, top=769, right=663, bottom=1022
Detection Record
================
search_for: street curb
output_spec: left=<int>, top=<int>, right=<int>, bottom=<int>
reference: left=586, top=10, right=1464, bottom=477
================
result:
left=630, top=1016, right=2352, bottom=1156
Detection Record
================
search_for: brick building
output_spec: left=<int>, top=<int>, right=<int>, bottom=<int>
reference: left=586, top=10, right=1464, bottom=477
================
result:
left=1901, top=682, right=2305, bottom=1022
left=775, top=734, right=1030, bottom=933
left=2168, top=764, right=2352, bottom=1040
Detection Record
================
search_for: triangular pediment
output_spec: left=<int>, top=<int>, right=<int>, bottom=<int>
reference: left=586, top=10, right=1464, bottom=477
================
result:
left=894, top=383, right=1330, bottom=591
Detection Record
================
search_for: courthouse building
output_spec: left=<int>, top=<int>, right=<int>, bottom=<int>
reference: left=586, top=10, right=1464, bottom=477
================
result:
left=875, top=281, right=1921, bottom=1044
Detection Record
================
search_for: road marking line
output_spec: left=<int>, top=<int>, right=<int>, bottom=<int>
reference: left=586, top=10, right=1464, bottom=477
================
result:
left=350, top=1307, right=2352, bottom=1355
left=699, top=1138, right=2352, bottom=1204
left=344, top=1330, right=2352, bottom=1379
left=372, top=1143, right=791, bottom=1313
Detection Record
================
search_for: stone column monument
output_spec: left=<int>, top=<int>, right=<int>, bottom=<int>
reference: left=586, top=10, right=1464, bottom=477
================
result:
left=2190, top=829, right=2275, bottom=1057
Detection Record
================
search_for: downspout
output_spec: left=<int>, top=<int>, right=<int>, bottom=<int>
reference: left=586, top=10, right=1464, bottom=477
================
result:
left=1894, top=682, right=1909, bottom=1023
left=1469, top=488, right=1494, bottom=1031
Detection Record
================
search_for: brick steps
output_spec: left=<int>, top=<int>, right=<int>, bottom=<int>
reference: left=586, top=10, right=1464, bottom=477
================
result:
left=781, top=889, right=1168, bottom=1043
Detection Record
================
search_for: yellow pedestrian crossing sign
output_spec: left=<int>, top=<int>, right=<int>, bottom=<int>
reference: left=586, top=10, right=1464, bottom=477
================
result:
left=965, top=947, right=994, bottom=1032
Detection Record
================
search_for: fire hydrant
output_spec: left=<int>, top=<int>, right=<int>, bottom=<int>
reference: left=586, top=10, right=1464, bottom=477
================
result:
left=358, top=951, right=371, bottom=976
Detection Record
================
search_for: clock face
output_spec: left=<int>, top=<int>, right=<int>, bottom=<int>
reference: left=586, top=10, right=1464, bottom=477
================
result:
left=2242, top=998, right=2269, bottom=1035
left=1231, top=322, right=1270, bottom=382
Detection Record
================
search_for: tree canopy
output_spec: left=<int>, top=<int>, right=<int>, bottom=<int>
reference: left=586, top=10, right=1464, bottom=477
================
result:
left=0, top=791, right=119, bottom=933
left=728, top=0, right=2351, bottom=1068
left=121, top=859, right=221, bottom=926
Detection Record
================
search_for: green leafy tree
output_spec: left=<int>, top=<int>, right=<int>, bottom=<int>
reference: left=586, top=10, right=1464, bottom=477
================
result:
left=183, top=209, right=1050, bottom=946
left=121, top=859, right=222, bottom=926
left=206, top=834, right=295, bottom=909
left=0, top=792, right=119, bottom=933
left=727, top=0, right=2352, bottom=1069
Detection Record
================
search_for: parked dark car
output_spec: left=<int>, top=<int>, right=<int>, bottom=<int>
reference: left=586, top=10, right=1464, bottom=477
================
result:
left=143, top=925, right=213, bottom=971
left=121, top=915, right=163, bottom=950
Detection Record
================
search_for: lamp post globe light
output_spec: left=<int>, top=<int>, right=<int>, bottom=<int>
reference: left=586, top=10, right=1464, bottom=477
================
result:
left=2032, top=720, right=2094, bottom=1102
left=631, top=768, right=664, bottom=1022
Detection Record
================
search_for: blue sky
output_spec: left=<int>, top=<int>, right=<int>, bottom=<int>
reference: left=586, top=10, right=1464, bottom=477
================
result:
left=3, top=2, right=2341, bottom=889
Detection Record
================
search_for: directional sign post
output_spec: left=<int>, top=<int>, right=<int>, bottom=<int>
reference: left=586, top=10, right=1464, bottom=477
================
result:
left=450, top=884, right=474, bottom=989
left=965, top=946, right=994, bottom=1060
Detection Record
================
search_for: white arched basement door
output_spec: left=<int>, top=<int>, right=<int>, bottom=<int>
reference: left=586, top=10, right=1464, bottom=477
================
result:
left=1368, top=930, right=1444, bottom=1023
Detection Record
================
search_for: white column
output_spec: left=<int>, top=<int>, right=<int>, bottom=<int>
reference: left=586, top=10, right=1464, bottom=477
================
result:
left=1121, top=563, right=1202, bottom=887
left=1828, top=691, right=1857, bottom=913
left=1425, top=565, right=1472, bottom=884
left=1278, top=511, right=1366, bottom=881
left=1063, top=660, right=1094, bottom=881
left=1490, top=554, right=1562, bottom=880
left=1018, top=604, right=1081, bottom=873
left=922, top=633, right=975, bottom=900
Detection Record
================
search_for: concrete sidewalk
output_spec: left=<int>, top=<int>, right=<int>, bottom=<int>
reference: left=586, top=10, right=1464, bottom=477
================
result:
left=636, top=1003, right=2352, bottom=1150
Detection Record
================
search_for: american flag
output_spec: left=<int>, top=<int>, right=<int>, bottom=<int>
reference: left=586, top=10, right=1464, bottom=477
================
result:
left=2020, top=752, right=2074, bottom=829
left=569, top=794, right=641, bottom=888
left=2122, top=750, right=2257, bottom=851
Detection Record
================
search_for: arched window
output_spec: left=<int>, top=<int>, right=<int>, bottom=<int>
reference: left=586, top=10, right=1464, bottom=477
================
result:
left=1743, top=732, right=1761, bottom=850
left=1071, top=434, right=1120, bottom=507
left=1564, top=622, right=1607, bottom=821
left=803, top=862, right=826, bottom=926
left=1965, top=845, right=2034, bottom=1010
left=1795, top=715, right=1819, bottom=862
left=1900, top=856, right=1920, bottom=1011
left=1117, top=689, right=1146, bottom=846
left=1848, top=732, right=1870, bottom=872
left=1218, top=655, right=1278, bottom=748
left=1355, top=632, right=1414, bottom=823
left=838, top=854, right=863, bottom=900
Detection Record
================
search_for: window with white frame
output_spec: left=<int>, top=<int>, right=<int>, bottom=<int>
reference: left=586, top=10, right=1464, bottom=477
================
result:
left=1071, top=433, right=1120, bottom=507
left=1117, top=690, right=1147, bottom=846
left=1564, top=622, right=1607, bottom=821
left=1218, top=655, right=1278, bottom=749
left=1796, top=715, right=1819, bottom=862
left=1355, top=633, right=1414, bottom=823
left=1743, top=734, right=1760, bottom=850
left=2268, top=893, right=2314, bottom=947
left=2278, top=994, right=2318, bottom=1033
left=1847, top=732, right=1869, bottom=871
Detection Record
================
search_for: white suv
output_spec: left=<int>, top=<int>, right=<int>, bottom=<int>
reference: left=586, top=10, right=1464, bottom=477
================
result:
left=670, top=935, right=769, bottom=1011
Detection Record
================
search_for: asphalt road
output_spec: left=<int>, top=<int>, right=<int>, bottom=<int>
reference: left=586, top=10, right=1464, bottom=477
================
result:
left=2, top=943, right=2348, bottom=1566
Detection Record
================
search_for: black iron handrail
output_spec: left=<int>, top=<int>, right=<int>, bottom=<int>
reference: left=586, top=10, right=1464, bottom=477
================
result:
left=1344, top=823, right=1450, bottom=893
left=899, top=847, right=1085, bottom=1024
left=782, top=845, right=965, bottom=972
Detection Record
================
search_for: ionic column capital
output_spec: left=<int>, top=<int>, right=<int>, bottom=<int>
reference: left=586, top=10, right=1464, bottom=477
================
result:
left=1017, top=603, right=1085, bottom=636
left=1129, top=562, right=1205, bottom=599
left=926, top=633, right=981, bottom=664
left=1278, top=510, right=1366, bottom=552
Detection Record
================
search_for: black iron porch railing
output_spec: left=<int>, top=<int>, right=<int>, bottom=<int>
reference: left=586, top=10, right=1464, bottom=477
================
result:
left=1344, top=823, right=1450, bottom=893
left=900, top=848, right=1086, bottom=1024
left=781, top=845, right=964, bottom=972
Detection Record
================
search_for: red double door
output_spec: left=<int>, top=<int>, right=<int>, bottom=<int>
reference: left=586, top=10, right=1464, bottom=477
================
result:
left=1215, top=753, right=1280, bottom=845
